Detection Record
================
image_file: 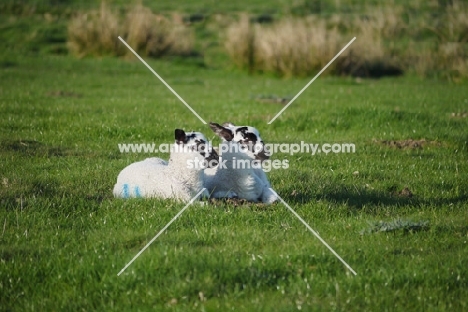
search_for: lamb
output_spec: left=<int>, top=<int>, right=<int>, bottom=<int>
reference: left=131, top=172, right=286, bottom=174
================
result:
left=204, top=122, right=277, bottom=204
left=113, top=129, right=218, bottom=201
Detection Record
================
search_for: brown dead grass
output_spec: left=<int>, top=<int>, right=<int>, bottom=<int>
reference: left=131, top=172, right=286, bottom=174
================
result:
left=377, top=139, right=440, bottom=149
left=225, top=14, right=402, bottom=78
left=225, top=16, right=344, bottom=77
left=67, top=1, right=468, bottom=79
left=406, top=2, right=468, bottom=80
left=225, top=2, right=468, bottom=79
left=256, top=17, right=342, bottom=77
left=336, top=7, right=405, bottom=77
left=397, top=187, right=414, bottom=198
left=125, top=5, right=194, bottom=57
left=67, top=2, right=123, bottom=57
left=224, top=14, right=256, bottom=73
left=68, top=2, right=194, bottom=58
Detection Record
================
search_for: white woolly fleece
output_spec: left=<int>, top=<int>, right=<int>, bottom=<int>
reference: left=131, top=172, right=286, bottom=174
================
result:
left=204, top=141, right=277, bottom=204
left=113, top=145, right=209, bottom=201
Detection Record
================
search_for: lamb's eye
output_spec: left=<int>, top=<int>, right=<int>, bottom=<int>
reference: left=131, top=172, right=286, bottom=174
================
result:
left=245, top=132, right=257, bottom=142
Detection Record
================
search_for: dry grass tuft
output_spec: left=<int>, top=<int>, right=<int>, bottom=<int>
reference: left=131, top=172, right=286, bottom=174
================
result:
left=414, top=2, right=468, bottom=80
left=225, top=3, right=468, bottom=80
left=225, top=15, right=401, bottom=78
left=68, top=1, right=468, bottom=79
left=225, top=16, right=342, bottom=77
left=337, top=13, right=403, bottom=78
left=68, top=2, right=195, bottom=58
left=68, top=2, right=123, bottom=57
left=224, top=14, right=256, bottom=73
left=125, top=4, right=194, bottom=57
left=255, top=18, right=341, bottom=77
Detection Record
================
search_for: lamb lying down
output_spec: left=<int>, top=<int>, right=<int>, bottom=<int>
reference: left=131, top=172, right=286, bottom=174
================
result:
left=113, top=129, right=218, bottom=201
left=204, top=122, right=277, bottom=204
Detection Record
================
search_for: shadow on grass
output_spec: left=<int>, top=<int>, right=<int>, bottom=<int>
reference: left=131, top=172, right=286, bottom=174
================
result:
left=319, top=188, right=417, bottom=208
left=0, top=177, right=61, bottom=210
left=0, top=177, right=112, bottom=210
left=281, top=185, right=468, bottom=212
left=1, top=139, right=76, bottom=157
left=0, top=246, right=42, bottom=262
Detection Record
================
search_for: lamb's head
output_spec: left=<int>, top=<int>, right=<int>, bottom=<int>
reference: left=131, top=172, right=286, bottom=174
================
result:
left=175, top=129, right=219, bottom=168
left=208, top=122, right=269, bottom=161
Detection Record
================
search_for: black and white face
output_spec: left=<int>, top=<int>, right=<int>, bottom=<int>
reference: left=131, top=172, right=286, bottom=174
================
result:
left=175, top=129, right=219, bottom=168
left=209, top=122, right=270, bottom=161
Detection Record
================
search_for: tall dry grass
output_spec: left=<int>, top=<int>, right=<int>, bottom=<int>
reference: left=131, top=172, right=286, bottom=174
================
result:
left=224, top=14, right=256, bottom=73
left=408, top=41, right=468, bottom=81
left=68, top=2, right=123, bottom=57
left=225, top=16, right=342, bottom=77
left=125, top=4, right=194, bottom=57
left=405, top=1, right=468, bottom=80
left=225, top=3, right=468, bottom=79
left=337, top=10, right=403, bottom=77
left=225, top=14, right=401, bottom=77
left=68, top=2, right=195, bottom=58
left=256, top=17, right=342, bottom=77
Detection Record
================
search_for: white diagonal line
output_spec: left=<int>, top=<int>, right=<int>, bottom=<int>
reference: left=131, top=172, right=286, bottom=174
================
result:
left=117, top=188, right=206, bottom=276
left=118, top=36, right=207, bottom=125
left=270, top=188, right=357, bottom=275
left=267, top=37, right=356, bottom=124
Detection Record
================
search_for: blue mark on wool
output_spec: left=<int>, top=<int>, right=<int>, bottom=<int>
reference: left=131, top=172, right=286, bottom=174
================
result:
left=123, top=184, right=130, bottom=198
left=134, top=186, right=141, bottom=197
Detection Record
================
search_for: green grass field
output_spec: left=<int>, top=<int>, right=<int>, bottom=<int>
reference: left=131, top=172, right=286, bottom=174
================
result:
left=1, top=1, right=468, bottom=311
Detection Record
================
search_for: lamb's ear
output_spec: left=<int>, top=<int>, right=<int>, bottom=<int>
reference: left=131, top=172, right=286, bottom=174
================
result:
left=222, top=122, right=236, bottom=127
left=209, top=122, right=234, bottom=141
left=175, top=129, right=186, bottom=144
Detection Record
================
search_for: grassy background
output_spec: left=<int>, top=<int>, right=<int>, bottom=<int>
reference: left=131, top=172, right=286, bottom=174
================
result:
left=1, top=0, right=468, bottom=311
left=4, top=0, right=468, bottom=80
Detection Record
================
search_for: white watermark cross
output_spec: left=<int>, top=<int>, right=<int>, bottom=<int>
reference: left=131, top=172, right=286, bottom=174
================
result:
left=117, top=36, right=207, bottom=125
left=114, top=33, right=360, bottom=277
left=117, top=188, right=207, bottom=276
left=268, top=37, right=356, bottom=124
left=269, top=188, right=357, bottom=275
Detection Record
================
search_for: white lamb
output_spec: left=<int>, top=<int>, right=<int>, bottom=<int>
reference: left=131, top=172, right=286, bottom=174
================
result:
left=204, top=122, right=277, bottom=204
left=113, top=129, right=218, bottom=201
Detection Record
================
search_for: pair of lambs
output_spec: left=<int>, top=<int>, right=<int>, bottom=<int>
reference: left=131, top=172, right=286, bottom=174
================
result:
left=113, top=122, right=277, bottom=204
